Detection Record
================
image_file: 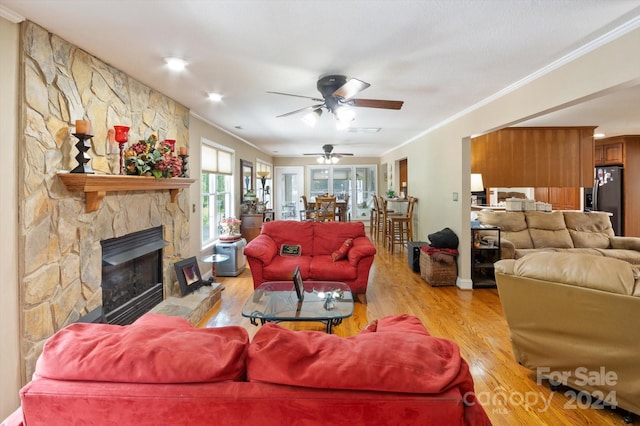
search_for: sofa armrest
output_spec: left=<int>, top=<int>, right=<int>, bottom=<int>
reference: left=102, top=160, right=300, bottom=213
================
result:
left=499, top=238, right=515, bottom=259
left=610, top=236, right=640, bottom=251
left=494, top=259, right=515, bottom=275
left=348, top=237, right=377, bottom=266
left=244, top=235, right=278, bottom=266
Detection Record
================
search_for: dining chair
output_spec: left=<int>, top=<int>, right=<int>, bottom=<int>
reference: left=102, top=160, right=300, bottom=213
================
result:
left=300, top=195, right=318, bottom=221
left=315, top=196, right=337, bottom=222
left=385, top=196, right=417, bottom=254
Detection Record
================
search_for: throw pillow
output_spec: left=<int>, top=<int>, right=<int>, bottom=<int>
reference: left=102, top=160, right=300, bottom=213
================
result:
left=331, top=238, right=353, bottom=261
left=280, top=244, right=302, bottom=256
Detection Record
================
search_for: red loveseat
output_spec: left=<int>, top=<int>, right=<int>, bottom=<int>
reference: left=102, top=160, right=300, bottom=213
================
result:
left=244, top=220, right=376, bottom=297
left=2, top=313, right=491, bottom=426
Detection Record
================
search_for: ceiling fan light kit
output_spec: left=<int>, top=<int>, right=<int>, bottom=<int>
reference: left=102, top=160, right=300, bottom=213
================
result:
left=306, top=144, right=354, bottom=164
left=270, top=74, right=403, bottom=131
left=301, top=108, right=322, bottom=127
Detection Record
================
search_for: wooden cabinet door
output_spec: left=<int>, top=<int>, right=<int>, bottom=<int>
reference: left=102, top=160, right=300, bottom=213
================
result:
left=534, top=187, right=549, bottom=203
left=594, top=145, right=604, bottom=164
left=603, top=143, right=623, bottom=165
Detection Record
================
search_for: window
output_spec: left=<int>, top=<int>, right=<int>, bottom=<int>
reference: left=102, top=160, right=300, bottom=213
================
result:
left=202, top=142, right=233, bottom=247
left=307, top=165, right=377, bottom=219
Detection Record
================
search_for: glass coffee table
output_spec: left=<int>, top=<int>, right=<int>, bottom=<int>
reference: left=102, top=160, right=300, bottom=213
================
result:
left=242, top=281, right=353, bottom=333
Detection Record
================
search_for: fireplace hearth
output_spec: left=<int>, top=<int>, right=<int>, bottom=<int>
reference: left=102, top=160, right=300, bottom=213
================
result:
left=100, top=226, right=168, bottom=325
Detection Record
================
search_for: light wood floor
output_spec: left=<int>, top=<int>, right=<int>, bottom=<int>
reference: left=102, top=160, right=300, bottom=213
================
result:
left=201, top=229, right=626, bottom=425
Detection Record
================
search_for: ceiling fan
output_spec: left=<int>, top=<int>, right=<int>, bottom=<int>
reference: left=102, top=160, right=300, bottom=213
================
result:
left=268, top=75, right=403, bottom=127
left=304, top=144, right=353, bottom=164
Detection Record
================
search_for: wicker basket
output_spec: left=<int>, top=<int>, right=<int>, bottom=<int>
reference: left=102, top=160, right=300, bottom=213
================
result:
left=420, top=251, right=457, bottom=287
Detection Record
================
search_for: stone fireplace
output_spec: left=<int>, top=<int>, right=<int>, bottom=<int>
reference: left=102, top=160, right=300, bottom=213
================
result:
left=18, top=21, right=192, bottom=383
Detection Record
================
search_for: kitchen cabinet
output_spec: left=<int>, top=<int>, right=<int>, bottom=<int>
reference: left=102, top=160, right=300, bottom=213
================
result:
left=595, top=141, right=623, bottom=165
left=534, top=187, right=580, bottom=211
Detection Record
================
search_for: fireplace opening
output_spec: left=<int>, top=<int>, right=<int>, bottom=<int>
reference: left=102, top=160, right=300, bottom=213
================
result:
left=100, top=226, right=167, bottom=325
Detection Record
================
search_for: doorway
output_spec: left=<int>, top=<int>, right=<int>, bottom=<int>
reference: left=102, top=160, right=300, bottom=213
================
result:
left=274, top=166, right=304, bottom=220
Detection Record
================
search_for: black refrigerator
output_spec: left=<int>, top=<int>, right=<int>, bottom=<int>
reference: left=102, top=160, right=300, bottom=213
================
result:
left=593, top=166, right=623, bottom=235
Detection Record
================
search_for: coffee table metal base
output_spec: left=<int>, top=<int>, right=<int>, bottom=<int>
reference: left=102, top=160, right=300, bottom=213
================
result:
left=249, top=316, right=344, bottom=334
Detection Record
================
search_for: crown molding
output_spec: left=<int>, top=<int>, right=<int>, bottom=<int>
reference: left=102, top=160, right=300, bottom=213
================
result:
left=0, top=5, right=25, bottom=23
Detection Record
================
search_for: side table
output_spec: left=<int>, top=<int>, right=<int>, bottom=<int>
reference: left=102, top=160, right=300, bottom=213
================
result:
left=471, top=225, right=501, bottom=288
left=201, top=254, right=230, bottom=284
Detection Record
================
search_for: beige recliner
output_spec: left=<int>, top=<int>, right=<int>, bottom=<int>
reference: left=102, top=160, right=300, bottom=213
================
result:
left=495, top=252, right=640, bottom=420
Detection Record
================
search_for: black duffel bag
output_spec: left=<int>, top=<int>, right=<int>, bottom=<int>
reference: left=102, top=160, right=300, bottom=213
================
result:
left=427, top=227, right=459, bottom=249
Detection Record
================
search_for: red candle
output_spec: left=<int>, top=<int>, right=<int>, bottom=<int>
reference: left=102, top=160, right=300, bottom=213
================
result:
left=113, top=126, right=130, bottom=143
left=164, top=139, right=176, bottom=153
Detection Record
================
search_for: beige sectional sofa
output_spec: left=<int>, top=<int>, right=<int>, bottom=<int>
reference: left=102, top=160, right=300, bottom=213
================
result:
left=476, top=210, right=640, bottom=265
left=495, top=252, right=640, bottom=419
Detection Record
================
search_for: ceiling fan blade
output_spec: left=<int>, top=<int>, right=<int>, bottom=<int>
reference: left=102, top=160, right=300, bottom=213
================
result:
left=267, top=91, right=324, bottom=102
left=348, top=98, right=404, bottom=110
left=333, top=153, right=354, bottom=156
left=276, top=104, right=324, bottom=118
left=332, top=78, right=370, bottom=99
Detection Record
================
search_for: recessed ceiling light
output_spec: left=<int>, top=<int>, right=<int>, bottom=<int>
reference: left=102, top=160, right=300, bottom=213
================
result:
left=594, top=132, right=605, bottom=139
left=344, top=127, right=381, bottom=133
left=208, top=92, right=223, bottom=102
left=164, top=57, right=187, bottom=71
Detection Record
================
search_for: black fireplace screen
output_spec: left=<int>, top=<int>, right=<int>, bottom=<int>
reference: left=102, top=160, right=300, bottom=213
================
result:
left=100, top=226, right=167, bottom=325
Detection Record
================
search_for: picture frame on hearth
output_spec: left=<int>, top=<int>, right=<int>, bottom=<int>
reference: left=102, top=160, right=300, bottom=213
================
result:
left=174, top=256, right=204, bottom=296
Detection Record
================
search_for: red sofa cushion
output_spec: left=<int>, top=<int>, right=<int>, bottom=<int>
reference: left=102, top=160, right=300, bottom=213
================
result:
left=35, top=317, right=249, bottom=384
left=248, top=321, right=461, bottom=394
left=261, top=220, right=314, bottom=256
left=312, top=221, right=366, bottom=255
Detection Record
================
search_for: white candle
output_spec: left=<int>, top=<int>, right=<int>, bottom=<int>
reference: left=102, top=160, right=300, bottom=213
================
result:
left=75, top=120, right=90, bottom=134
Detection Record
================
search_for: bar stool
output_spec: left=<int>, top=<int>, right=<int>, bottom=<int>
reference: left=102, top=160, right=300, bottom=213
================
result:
left=380, top=197, right=403, bottom=245
left=385, top=197, right=417, bottom=254
left=370, top=195, right=392, bottom=239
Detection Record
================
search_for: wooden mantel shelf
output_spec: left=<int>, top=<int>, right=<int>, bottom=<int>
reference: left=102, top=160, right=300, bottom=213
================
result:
left=58, top=173, right=196, bottom=212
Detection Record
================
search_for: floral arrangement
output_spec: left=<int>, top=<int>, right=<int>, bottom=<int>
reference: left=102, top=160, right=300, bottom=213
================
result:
left=124, top=134, right=183, bottom=178
left=219, top=217, right=242, bottom=240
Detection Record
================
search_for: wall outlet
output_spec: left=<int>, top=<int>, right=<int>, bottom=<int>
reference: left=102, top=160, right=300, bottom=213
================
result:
left=453, top=192, right=459, bottom=201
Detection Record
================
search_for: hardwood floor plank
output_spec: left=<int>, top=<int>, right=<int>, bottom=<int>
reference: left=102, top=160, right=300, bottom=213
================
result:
left=201, top=228, right=625, bottom=425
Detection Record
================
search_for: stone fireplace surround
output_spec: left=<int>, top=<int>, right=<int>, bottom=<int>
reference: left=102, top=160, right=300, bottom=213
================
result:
left=18, top=21, right=197, bottom=383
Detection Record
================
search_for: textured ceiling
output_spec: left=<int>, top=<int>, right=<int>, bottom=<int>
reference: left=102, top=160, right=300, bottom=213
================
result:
left=2, top=0, right=640, bottom=157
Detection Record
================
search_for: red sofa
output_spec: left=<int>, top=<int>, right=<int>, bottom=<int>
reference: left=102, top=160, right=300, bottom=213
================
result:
left=244, top=220, right=376, bottom=296
left=2, top=313, right=491, bottom=426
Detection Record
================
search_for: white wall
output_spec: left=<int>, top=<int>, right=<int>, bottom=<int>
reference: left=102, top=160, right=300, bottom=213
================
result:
left=381, top=26, right=640, bottom=288
left=0, top=16, right=21, bottom=418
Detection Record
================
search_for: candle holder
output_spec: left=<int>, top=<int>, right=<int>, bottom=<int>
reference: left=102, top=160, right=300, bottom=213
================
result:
left=70, top=133, right=94, bottom=174
left=114, top=126, right=130, bottom=175
left=179, top=154, right=189, bottom=177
